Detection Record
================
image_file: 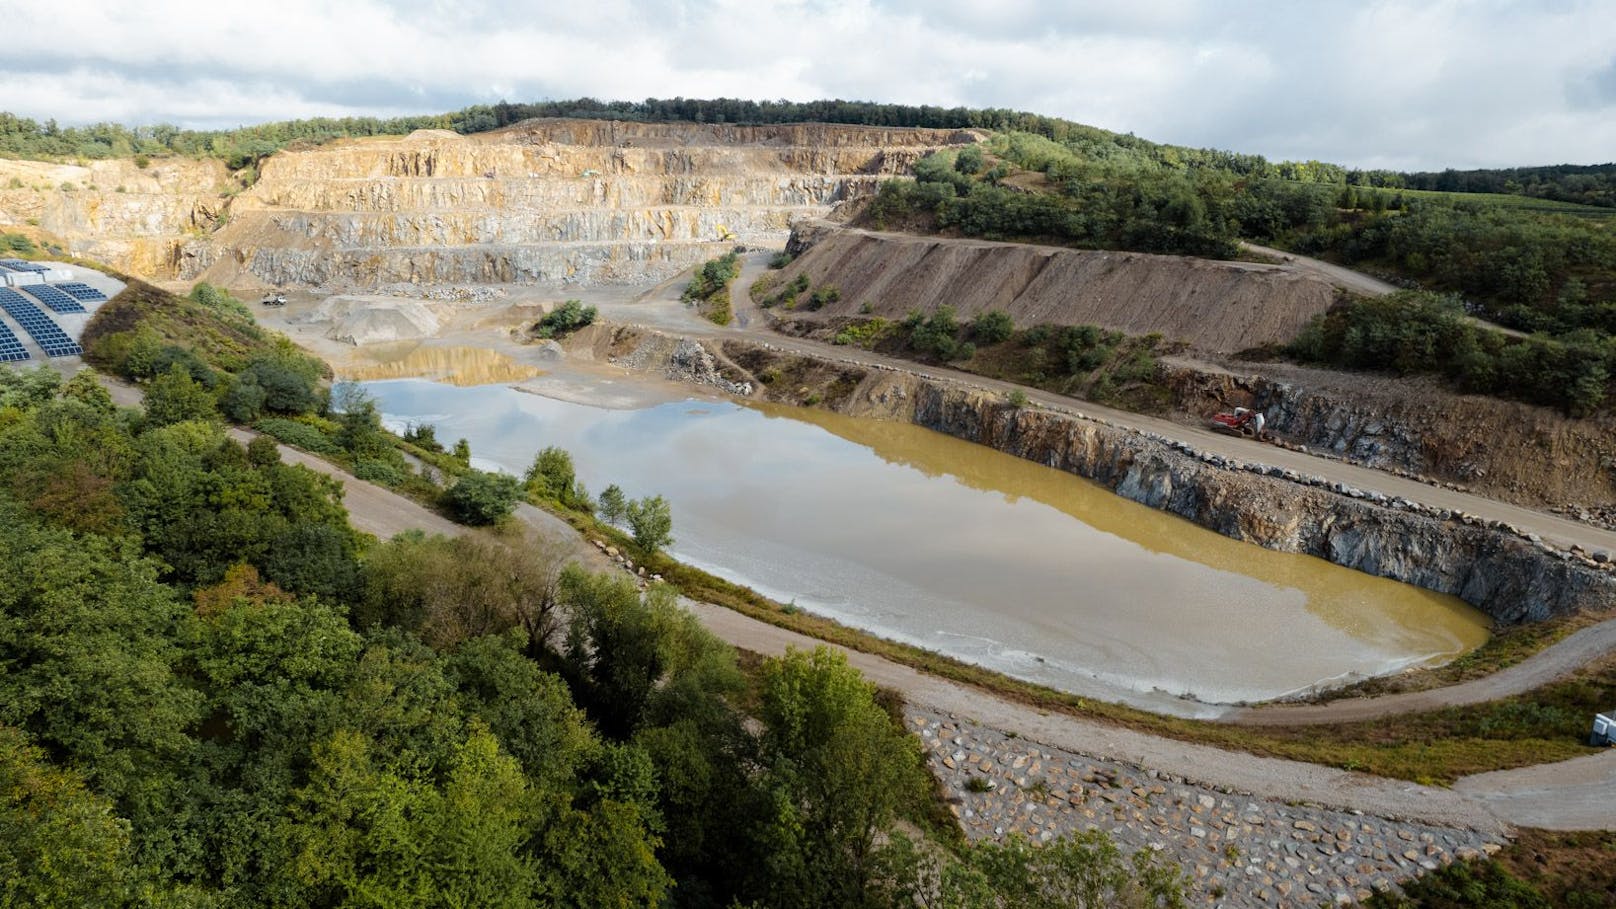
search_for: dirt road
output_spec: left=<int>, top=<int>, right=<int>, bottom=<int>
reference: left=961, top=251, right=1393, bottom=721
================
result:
left=1224, top=620, right=1616, bottom=726
left=1241, top=242, right=1529, bottom=339
left=210, top=422, right=1602, bottom=832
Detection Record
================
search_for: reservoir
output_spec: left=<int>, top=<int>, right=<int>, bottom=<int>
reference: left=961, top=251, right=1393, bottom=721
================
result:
left=363, top=378, right=1491, bottom=713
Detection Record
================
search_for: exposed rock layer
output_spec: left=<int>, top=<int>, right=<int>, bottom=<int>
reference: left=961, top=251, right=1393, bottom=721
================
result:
left=0, top=121, right=976, bottom=286
left=699, top=334, right=1615, bottom=623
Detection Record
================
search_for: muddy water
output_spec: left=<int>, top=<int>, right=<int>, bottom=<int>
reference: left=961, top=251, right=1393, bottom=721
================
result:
left=364, top=379, right=1490, bottom=712
left=341, top=343, right=546, bottom=386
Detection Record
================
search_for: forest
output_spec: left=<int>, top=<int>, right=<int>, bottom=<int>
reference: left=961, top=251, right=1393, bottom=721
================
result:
left=1, top=279, right=1190, bottom=907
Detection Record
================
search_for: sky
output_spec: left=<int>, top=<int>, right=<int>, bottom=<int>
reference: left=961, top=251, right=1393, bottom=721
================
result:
left=2, top=0, right=1614, bottom=171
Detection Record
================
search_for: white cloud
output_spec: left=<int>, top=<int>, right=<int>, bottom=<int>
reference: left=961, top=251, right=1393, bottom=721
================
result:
left=2, top=0, right=1613, bottom=168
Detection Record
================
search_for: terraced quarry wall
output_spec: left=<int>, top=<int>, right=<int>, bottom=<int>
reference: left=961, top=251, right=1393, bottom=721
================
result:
left=0, top=120, right=977, bottom=287
left=779, top=222, right=1343, bottom=354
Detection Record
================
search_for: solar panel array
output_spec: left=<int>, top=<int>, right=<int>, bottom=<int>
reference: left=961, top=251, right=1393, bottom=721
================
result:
left=0, top=319, right=28, bottom=362
left=19, top=283, right=87, bottom=314
left=56, top=282, right=108, bottom=302
left=0, top=290, right=82, bottom=357
left=0, top=259, right=49, bottom=273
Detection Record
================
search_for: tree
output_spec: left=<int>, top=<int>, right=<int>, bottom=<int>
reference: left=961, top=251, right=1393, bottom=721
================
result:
left=444, top=470, right=520, bottom=525
left=0, top=727, right=136, bottom=909
left=144, top=362, right=217, bottom=426
left=625, top=495, right=673, bottom=553
left=597, top=484, right=627, bottom=525
left=526, top=446, right=580, bottom=504
left=753, top=647, right=930, bottom=909
left=971, top=309, right=1015, bottom=344
left=453, top=438, right=472, bottom=466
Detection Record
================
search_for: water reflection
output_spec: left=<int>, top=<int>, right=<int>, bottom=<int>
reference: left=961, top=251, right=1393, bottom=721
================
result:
left=364, top=379, right=1490, bottom=710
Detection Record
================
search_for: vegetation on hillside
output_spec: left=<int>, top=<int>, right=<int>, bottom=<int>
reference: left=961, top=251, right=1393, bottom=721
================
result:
left=682, top=249, right=741, bottom=325
left=0, top=273, right=1205, bottom=905
left=1289, top=291, right=1615, bottom=415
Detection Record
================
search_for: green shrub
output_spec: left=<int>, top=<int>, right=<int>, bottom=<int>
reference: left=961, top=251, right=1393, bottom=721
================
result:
left=972, top=309, right=1014, bottom=344
left=534, top=299, right=597, bottom=339
left=353, top=459, right=407, bottom=487
left=444, top=470, right=521, bottom=525
left=253, top=417, right=340, bottom=455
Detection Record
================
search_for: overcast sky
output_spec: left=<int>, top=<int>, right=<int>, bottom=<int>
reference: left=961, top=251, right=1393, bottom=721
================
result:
left=3, top=0, right=1613, bottom=170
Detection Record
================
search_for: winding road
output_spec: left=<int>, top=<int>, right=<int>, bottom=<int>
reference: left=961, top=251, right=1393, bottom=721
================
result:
left=214, top=407, right=1610, bottom=833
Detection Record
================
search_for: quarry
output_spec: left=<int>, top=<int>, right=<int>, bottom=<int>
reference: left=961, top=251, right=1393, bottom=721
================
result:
left=4, top=114, right=1614, bottom=907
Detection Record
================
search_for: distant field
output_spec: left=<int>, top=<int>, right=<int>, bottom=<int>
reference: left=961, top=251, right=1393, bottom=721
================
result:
left=1366, top=185, right=1616, bottom=220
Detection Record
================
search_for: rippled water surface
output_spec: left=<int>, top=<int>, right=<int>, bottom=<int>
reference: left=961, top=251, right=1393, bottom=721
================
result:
left=365, top=379, right=1490, bottom=708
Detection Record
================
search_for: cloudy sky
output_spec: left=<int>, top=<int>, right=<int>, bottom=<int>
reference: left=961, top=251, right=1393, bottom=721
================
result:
left=3, top=0, right=1613, bottom=170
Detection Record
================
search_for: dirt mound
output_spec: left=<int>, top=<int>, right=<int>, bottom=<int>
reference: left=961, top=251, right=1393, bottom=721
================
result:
left=774, top=225, right=1342, bottom=353
left=301, top=296, right=443, bottom=346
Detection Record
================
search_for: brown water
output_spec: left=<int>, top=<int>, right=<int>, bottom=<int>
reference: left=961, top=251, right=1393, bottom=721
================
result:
left=365, top=379, right=1491, bottom=714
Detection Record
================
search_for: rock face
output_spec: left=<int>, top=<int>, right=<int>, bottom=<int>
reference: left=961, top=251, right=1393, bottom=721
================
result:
left=890, top=380, right=1613, bottom=623
left=187, top=121, right=974, bottom=288
left=0, top=120, right=975, bottom=287
left=1164, top=361, right=1616, bottom=510
left=0, top=156, right=231, bottom=276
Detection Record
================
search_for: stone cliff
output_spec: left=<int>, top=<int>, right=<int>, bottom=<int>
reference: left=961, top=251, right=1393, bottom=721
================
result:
left=0, top=120, right=976, bottom=287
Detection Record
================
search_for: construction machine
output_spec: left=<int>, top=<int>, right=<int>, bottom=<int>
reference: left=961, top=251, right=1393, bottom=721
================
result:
left=1209, top=407, right=1269, bottom=441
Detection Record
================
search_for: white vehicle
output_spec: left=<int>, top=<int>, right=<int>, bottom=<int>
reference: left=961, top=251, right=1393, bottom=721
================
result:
left=1593, top=712, right=1614, bottom=746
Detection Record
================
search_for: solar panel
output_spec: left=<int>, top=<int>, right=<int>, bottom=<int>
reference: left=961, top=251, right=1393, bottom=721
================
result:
left=0, top=319, right=29, bottom=362
left=19, top=284, right=87, bottom=314
left=0, top=291, right=82, bottom=357
left=0, top=259, right=48, bottom=273
left=56, top=282, right=108, bottom=302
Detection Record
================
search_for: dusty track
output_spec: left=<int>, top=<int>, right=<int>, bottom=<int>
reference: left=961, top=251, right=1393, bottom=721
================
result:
left=1223, top=620, right=1616, bottom=726
left=237, top=425, right=1615, bottom=832
left=101, top=376, right=1614, bottom=830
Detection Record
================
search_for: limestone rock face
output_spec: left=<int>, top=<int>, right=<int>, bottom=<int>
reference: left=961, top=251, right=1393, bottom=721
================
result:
left=0, top=120, right=975, bottom=287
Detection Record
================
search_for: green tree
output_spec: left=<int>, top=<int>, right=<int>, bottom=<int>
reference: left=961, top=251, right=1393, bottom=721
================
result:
left=443, top=470, right=521, bottom=525
left=526, top=446, right=586, bottom=507
left=292, top=727, right=541, bottom=909
left=971, top=309, right=1015, bottom=344
left=625, top=495, right=674, bottom=553
left=597, top=484, right=628, bottom=525
left=143, top=363, right=218, bottom=427
left=0, top=727, right=137, bottom=909
left=754, top=647, right=930, bottom=909
left=534, top=299, right=598, bottom=339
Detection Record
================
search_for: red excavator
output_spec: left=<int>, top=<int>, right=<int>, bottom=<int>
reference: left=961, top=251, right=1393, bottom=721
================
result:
left=1209, top=407, right=1269, bottom=441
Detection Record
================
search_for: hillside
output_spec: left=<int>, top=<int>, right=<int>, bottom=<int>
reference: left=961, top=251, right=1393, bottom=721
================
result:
left=772, top=222, right=1340, bottom=353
